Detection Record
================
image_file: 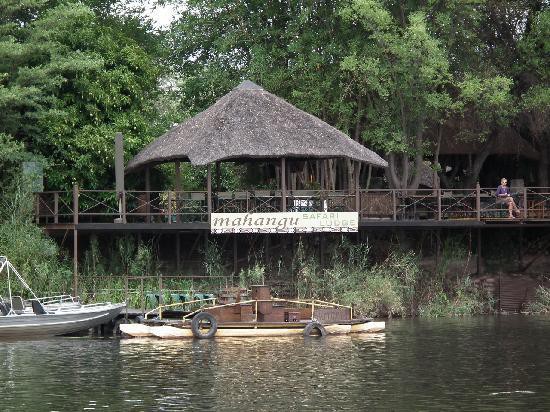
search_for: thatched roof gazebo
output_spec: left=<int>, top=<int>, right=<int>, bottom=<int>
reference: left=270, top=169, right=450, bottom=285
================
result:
left=126, top=80, right=387, bottom=172
left=126, top=80, right=387, bottom=215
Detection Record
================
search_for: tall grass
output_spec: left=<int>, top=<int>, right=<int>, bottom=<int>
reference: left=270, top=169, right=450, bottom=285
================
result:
left=291, top=237, right=494, bottom=318
left=0, top=180, right=72, bottom=296
left=526, top=286, right=550, bottom=313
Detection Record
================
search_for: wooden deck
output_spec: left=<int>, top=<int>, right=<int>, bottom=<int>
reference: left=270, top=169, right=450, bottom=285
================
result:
left=36, top=186, right=550, bottom=232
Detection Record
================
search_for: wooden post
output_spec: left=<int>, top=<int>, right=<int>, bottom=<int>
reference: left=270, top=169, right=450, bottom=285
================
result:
left=73, top=184, right=79, bottom=224
left=140, top=276, right=145, bottom=314
left=437, top=189, right=442, bottom=220
left=176, top=233, right=181, bottom=273
left=72, top=184, right=79, bottom=296
left=436, top=229, right=441, bottom=267
left=145, top=167, right=151, bottom=222
left=115, top=132, right=125, bottom=223
left=320, top=160, right=326, bottom=190
left=354, top=161, right=360, bottom=214
left=121, top=189, right=126, bottom=223
left=158, top=273, right=163, bottom=319
left=207, top=164, right=212, bottom=221
left=175, top=161, right=182, bottom=192
left=167, top=191, right=172, bottom=224
left=523, top=187, right=527, bottom=219
left=477, top=228, right=482, bottom=275
left=476, top=182, right=481, bottom=221
left=392, top=189, right=397, bottom=221
left=281, top=158, right=287, bottom=212
left=124, top=273, right=129, bottom=319
left=73, top=229, right=78, bottom=297
left=215, top=161, right=221, bottom=192
left=175, top=161, right=181, bottom=223
left=54, top=192, right=59, bottom=224
left=233, top=235, right=238, bottom=275
left=35, top=194, right=40, bottom=224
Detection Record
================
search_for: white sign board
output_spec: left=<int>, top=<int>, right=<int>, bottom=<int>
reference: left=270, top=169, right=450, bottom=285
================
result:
left=211, top=212, right=358, bottom=234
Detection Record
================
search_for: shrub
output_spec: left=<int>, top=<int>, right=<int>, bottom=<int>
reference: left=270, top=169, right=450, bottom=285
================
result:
left=527, top=286, right=550, bottom=313
left=0, top=181, right=72, bottom=296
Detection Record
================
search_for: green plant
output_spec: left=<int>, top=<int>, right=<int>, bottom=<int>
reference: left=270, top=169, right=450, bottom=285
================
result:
left=0, top=180, right=72, bottom=296
left=239, top=263, right=265, bottom=288
left=527, top=286, right=550, bottom=313
left=418, top=276, right=494, bottom=317
left=203, top=240, right=226, bottom=278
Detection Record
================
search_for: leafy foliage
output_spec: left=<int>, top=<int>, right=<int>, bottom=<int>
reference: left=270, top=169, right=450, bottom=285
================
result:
left=0, top=0, right=167, bottom=189
left=526, top=285, right=550, bottom=313
left=292, top=237, right=493, bottom=318
left=0, top=180, right=72, bottom=296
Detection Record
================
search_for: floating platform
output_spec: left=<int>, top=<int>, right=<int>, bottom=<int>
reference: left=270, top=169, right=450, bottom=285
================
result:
left=120, top=285, right=385, bottom=339
left=120, top=320, right=385, bottom=339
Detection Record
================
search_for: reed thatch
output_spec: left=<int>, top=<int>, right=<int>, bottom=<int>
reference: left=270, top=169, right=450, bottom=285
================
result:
left=126, top=80, right=387, bottom=173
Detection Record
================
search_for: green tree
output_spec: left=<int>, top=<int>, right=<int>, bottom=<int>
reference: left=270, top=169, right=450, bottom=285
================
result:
left=341, top=1, right=453, bottom=188
left=0, top=0, right=166, bottom=189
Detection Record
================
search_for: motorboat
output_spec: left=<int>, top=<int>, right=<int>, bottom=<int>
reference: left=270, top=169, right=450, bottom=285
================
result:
left=120, top=285, right=385, bottom=339
left=0, top=256, right=125, bottom=338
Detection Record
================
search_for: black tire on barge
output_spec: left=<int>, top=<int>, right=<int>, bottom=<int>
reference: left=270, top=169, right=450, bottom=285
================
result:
left=303, top=321, right=327, bottom=337
left=191, top=312, right=218, bottom=339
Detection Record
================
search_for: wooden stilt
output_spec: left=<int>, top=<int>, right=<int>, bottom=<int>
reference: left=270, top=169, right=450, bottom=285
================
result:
left=73, top=229, right=78, bottom=296
left=233, top=235, right=238, bottom=275
left=207, top=164, right=212, bottom=220
left=175, top=162, right=181, bottom=223
left=281, top=158, right=287, bottom=212
left=354, top=161, right=360, bottom=214
left=72, top=183, right=79, bottom=296
left=477, top=228, right=482, bottom=275
left=216, top=161, right=221, bottom=192
left=145, top=167, right=151, bottom=223
left=436, top=229, right=441, bottom=268
left=176, top=232, right=181, bottom=273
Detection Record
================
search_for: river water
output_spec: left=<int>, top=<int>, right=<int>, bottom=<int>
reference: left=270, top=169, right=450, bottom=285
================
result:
left=1, top=316, right=549, bottom=411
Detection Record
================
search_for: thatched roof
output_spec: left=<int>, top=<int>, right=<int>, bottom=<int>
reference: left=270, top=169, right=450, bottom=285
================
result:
left=126, top=80, right=387, bottom=173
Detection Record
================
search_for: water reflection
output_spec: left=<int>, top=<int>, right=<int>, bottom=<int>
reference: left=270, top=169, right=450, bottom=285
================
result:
left=2, top=317, right=550, bottom=410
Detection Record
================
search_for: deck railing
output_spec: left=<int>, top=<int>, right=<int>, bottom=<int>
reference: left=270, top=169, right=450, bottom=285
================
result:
left=34, top=185, right=550, bottom=224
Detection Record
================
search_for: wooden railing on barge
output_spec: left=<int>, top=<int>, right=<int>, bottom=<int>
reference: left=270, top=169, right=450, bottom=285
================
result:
left=34, top=185, right=550, bottom=224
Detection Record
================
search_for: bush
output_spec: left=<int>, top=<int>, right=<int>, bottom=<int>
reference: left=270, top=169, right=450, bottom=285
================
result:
left=418, top=276, right=494, bottom=317
left=0, top=181, right=72, bottom=296
left=292, top=236, right=494, bottom=318
left=527, top=286, right=550, bottom=313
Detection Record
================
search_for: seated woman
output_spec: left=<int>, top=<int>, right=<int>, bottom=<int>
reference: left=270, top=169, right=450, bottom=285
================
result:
left=496, top=178, right=520, bottom=218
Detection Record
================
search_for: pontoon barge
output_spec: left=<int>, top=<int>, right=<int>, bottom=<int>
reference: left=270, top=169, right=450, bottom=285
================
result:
left=120, top=285, right=385, bottom=339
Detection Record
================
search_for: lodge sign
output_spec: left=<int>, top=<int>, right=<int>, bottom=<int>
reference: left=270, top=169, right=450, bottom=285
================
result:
left=211, top=212, right=358, bottom=234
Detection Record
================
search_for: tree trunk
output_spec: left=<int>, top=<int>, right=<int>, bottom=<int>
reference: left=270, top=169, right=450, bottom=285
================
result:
left=464, top=137, right=494, bottom=187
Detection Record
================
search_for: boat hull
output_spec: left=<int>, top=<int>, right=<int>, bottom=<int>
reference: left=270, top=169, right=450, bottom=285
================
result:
left=0, top=304, right=125, bottom=338
left=120, top=320, right=384, bottom=339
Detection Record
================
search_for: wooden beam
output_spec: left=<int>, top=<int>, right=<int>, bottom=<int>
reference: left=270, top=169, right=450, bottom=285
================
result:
left=73, top=229, right=78, bottom=296
left=281, top=158, right=287, bottom=212
left=72, top=184, right=79, bottom=224
left=477, top=228, right=482, bottom=275
left=175, top=161, right=181, bottom=223
left=215, top=161, right=221, bottom=192
left=176, top=232, right=181, bottom=273
left=145, top=167, right=151, bottom=222
left=476, top=182, right=481, bottom=221
left=354, top=161, right=360, bottom=213
left=233, top=235, right=238, bottom=275
left=175, top=161, right=182, bottom=192
left=207, top=164, right=212, bottom=221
